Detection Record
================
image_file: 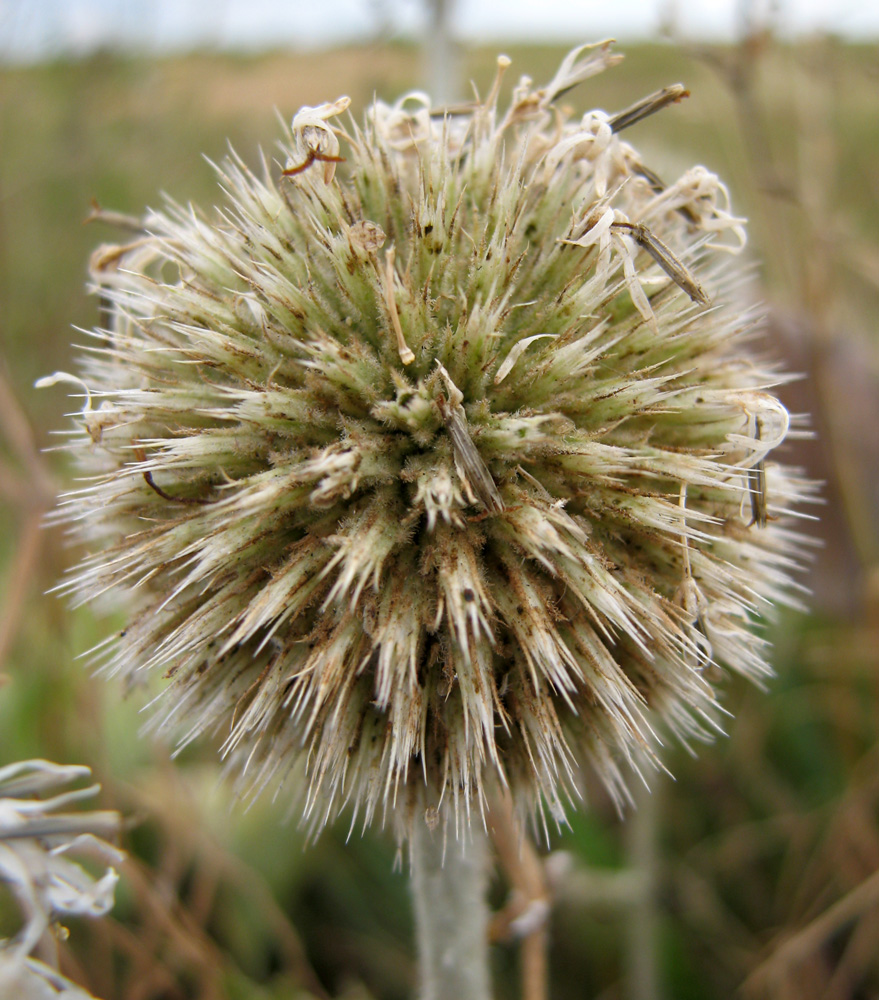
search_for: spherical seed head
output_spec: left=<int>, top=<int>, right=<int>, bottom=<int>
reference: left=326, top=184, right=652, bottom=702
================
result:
left=50, top=44, right=811, bottom=838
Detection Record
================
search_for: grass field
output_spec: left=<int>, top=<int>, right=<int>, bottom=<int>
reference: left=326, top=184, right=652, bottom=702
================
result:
left=1, top=36, right=878, bottom=1000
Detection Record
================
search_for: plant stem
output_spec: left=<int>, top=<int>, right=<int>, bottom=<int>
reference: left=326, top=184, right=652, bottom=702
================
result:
left=410, top=819, right=492, bottom=1000
left=626, top=773, right=660, bottom=1000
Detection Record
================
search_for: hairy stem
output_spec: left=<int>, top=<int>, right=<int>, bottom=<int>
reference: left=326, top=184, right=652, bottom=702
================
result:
left=626, top=774, right=660, bottom=1000
left=410, top=820, right=492, bottom=1000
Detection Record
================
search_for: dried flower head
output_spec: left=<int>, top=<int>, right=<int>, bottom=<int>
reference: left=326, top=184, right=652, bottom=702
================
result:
left=45, top=44, right=809, bottom=838
left=0, top=760, right=122, bottom=998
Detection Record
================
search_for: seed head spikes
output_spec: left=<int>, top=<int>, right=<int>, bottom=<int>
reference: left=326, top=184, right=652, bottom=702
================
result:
left=42, top=43, right=810, bottom=840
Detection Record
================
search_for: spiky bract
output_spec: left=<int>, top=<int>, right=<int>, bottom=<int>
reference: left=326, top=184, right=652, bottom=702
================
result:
left=50, top=44, right=809, bottom=837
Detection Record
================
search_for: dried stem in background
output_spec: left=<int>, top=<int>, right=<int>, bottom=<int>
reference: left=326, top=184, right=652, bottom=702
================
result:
left=488, top=789, right=550, bottom=1000
left=0, top=366, right=55, bottom=668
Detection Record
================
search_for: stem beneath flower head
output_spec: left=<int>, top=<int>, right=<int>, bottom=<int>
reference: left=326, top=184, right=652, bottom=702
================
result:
left=410, top=818, right=492, bottom=1000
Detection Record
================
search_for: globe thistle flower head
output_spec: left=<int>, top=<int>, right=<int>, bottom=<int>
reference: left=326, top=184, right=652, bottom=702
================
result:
left=46, top=43, right=810, bottom=839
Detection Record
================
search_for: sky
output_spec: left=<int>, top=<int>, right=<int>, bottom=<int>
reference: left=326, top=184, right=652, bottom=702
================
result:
left=1, top=0, right=876, bottom=62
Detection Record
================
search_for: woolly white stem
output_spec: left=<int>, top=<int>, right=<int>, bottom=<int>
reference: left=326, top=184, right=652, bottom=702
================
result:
left=410, top=821, right=492, bottom=1000
left=626, top=773, right=660, bottom=1000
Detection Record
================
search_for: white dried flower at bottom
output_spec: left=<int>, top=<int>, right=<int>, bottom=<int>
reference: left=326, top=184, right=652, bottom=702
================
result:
left=45, top=43, right=811, bottom=839
left=0, top=957, right=105, bottom=1000
left=0, top=760, right=122, bottom=997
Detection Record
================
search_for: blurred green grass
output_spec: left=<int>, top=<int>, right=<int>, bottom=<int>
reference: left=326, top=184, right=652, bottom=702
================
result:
left=2, top=38, right=878, bottom=1000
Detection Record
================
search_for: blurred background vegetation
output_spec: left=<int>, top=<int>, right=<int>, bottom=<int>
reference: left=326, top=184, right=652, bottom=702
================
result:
left=1, top=5, right=879, bottom=998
